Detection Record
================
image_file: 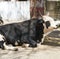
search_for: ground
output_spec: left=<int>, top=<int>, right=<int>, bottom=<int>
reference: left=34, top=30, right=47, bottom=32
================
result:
left=0, top=42, right=60, bottom=59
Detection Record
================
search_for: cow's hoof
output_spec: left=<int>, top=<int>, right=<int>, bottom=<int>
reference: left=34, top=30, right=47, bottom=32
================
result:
left=1, top=46, right=5, bottom=50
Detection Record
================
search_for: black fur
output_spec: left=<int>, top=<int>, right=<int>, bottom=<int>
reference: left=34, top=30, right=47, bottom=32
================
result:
left=0, top=18, right=44, bottom=48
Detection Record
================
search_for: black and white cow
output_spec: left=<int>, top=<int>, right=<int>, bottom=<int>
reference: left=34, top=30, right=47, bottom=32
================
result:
left=0, top=18, right=44, bottom=50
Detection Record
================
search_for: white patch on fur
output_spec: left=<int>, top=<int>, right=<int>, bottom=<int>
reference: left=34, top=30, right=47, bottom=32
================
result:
left=41, top=36, right=45, bottom=43
left=22, top=44, right=29, bottom=48
left=41, top=30, right=53, bottom=43
left=0, top=34, right=4, bottom=41
left=15, top=41, right=18, bottom=46
left=3, top=43, right=18, bottom=51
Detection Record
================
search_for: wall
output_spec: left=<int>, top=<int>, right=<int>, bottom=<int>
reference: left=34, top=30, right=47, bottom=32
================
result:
left=45, top=1, right=60, bottom=20
left=0, top=1, right=30, bottom=23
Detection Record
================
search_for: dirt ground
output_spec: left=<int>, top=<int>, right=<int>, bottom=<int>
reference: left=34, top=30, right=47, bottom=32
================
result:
left=0, top=42, right=60, bottom=59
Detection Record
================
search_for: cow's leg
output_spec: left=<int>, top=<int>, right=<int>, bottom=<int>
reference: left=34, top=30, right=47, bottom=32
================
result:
left=0, top=34, right=5, bottom=49
left=0, top=41, right=4, bottom=49
left=28, top=20, right=37, bottom=47
left=28, top=37, right=37, bottom=47
left=3, top=43, right=18, bottom=51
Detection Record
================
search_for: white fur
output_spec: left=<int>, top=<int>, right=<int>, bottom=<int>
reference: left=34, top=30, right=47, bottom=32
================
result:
left=3, top=43, right=18, bottom=51
left=0, top=34, right=18, bottom=51
left=43, top=15, right=57, bottom=28
left=0, top=34, right=4, bottom=41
